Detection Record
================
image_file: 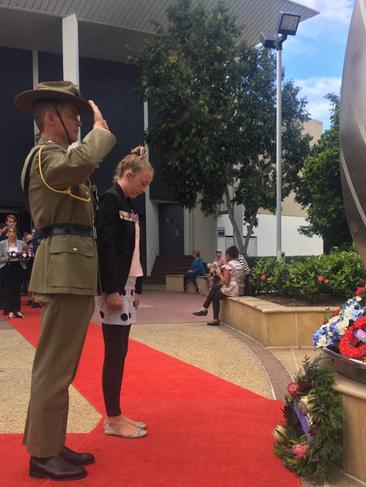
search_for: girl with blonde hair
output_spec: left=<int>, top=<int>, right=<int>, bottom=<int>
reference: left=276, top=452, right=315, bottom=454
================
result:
left=96, top=146, right=154, bottom=438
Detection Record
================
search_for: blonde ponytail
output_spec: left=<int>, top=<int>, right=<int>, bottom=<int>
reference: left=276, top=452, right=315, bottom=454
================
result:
left=114, top=146, right=154, bottom=181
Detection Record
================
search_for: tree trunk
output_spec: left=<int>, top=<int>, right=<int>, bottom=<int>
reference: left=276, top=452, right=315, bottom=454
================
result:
left=224, top=186, right=244, bottom=255
left=243, top=212, right=257, bottom=256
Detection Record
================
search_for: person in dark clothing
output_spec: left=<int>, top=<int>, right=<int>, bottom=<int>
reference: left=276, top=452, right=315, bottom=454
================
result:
left=0, top=226, right=26, bottom=318
left=0, top=222, right=6, bottom=308
left=96, top=146, right=154, bottom=439
left=183, top=250, right=205, bottom=292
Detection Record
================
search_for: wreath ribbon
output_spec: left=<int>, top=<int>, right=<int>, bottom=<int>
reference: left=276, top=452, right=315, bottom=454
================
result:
left=294, top=401, right=314, bottom=445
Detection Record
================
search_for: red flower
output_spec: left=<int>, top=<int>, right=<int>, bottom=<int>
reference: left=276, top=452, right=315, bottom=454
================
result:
left=332, top=307, right=341, bottom=317
left=339, top=316, right=366, bottom=359
left=324, top=279, right=330, bottom=285
left=317, top=275, right=325, bottom=283
left=291, top=443, right=310, bottom=460
left=287, top=382, right=300, bottom=397
left=260, top=274, right=267, bottom=282
left=355, top=287, right=365, bottom=296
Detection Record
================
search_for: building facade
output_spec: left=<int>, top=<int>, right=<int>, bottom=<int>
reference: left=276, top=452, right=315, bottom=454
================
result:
left=0, top=0, right=318, bottom=270
left=218, top=120, right=325, bottom=257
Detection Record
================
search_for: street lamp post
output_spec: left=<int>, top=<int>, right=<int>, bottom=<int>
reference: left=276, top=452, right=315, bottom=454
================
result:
left=260, top=12, right=301, bottom=261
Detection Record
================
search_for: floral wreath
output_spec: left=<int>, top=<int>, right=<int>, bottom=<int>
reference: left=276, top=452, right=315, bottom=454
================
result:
left=273, top=357, right=342, bottom=484
left=339, top=315, right=366, bottom=359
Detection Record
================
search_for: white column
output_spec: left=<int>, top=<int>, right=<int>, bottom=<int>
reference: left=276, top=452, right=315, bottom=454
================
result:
left=233, top=203, right=244, bottom=248
left=144, top=101, right=160, bottom=275
left=62, top=14, right=80, bottom=146
left=62, top=14, right=79, bottom=86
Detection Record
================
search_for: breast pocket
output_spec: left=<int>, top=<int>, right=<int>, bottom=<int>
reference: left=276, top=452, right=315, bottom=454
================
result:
left=46, top=235, right=97, bottom=290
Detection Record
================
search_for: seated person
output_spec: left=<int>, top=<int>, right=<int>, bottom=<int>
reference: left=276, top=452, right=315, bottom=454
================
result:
left=183, top=250, right=205, bottom=293
left=238, top=253, right=251, bottom=295
left=192, top=245, right=244, bottom=326
left=206, top=249, right=226, bottom=289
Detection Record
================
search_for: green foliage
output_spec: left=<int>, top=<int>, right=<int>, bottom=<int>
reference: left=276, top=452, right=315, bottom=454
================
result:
left=274, top=357, right=343, bottom=483
left=251, top=251, right=366, bottom=302
left=296, top=94, right=352, bottom=251
left=134, top=0, right=310, bottom=252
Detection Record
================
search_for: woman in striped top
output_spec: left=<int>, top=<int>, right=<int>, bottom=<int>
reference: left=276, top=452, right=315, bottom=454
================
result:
left=192, top=245, right=245, bottom=326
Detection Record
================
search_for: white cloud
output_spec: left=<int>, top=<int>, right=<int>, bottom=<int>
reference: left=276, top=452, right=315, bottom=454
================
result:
left=290, top=0, right=353, bottom=46
left=298, top=0, right=354, bottom=25
left=284, top=0, right=353, bottom=69
left=295, top=76, right=341, bottom=127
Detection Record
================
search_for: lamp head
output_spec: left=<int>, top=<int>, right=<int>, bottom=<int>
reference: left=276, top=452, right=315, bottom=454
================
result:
left=277, top=12, right=301, bottom=36
left=260, top=32, right=278, bottom=49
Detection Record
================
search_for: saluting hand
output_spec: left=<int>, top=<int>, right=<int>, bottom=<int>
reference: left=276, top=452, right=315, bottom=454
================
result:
left=106, top=292, right=123, bottom=311
left=89, top=99, right=109, bottom=131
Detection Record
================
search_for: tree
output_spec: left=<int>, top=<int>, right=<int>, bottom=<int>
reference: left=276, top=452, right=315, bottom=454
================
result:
left=296, top=94, right=352, bottom=252
left=135, top=0, right=310, bottom=255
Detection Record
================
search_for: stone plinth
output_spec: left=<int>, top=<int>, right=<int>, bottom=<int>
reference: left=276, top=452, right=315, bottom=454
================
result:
left=221, top=296, right=336, bottom=347
left=333, top=375, right=366, bottom=486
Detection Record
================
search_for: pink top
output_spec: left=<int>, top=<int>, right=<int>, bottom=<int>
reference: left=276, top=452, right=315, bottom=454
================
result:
left=129, top=222, right=143, bottom=277
left=214, top=256, right=226, bottom=268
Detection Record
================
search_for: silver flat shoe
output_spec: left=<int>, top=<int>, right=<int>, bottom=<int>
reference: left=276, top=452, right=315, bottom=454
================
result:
left=131, top=420, right=147, bottom=430
left=103, top=420, right=147, bottom=439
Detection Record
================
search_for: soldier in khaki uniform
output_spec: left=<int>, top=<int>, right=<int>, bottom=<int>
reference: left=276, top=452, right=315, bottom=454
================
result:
left=15, top=82, right=116, bottom=481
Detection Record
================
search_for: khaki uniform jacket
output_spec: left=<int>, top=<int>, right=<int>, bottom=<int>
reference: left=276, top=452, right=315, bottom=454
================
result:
left=21, top=128, right=116, bottom=296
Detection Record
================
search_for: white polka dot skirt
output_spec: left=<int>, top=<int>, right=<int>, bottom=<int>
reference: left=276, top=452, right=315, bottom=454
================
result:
left=95, top=277, right=137, bottom=326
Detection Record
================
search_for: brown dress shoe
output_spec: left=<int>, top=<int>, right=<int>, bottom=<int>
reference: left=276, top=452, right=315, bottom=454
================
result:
left=29, top=454, right=87, bottom=480
left=60, top=445, right=95, bottom=465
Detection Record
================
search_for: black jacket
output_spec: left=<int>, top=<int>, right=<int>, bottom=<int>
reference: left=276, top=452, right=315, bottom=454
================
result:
left=96, top=183, right=143, bottom=295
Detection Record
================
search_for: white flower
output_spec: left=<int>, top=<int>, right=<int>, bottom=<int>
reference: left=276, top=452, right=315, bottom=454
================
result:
left=316, top=335, right=327, bottom=348
left=338, top=319, right=350, bottom=334
left=298, top=394, right=316, bottom=414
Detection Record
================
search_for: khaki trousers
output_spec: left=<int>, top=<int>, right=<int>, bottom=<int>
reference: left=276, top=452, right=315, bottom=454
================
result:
left=23, top=293, right=95, bottom=457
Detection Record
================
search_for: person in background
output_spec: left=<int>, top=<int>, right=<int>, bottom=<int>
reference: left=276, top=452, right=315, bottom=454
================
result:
left=22, top=232, right=41, bottom=308
left=183, top=250, right=205, bottom=293
left=0, top=222, right=6, bottom=309
left=97, top=146, right=154, bottom=439
left=206, top=249, right=226, bottom=290
left=0, top=215, right=17, bottom=241
left=0, top=226, right=26, bottom=318
left=192, top=245, right=244, bottom=326
left=0, top=222, right=6, bottom=241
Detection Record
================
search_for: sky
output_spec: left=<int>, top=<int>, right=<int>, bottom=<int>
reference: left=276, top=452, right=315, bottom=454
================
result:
left=282, top=0, right=354, bottom=129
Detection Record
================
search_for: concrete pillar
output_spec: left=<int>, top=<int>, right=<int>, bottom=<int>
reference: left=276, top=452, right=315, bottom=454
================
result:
left=62, top=14, right=79, bottom=86
left=233, top=203, right=244, bottom=248
left=144, top=101, right=159, bottom=275
left=62, top=14, right=80, bottom=146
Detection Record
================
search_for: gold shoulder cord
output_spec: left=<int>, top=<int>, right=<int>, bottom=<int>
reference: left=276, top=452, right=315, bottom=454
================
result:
left=38, top=144, right=91, bottom=203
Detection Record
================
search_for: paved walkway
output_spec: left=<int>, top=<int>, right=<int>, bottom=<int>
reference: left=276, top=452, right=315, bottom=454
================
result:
left=1, top=289, right=277, bottom=434
left=0, top=288, right=325, bottom=486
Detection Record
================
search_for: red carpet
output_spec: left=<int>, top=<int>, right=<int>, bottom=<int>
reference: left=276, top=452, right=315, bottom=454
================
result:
left=1, top=305, right=300, bottom=487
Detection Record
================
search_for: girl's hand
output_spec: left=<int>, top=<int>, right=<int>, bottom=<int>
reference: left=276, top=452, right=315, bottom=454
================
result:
left=133, top=296, right=140, bottom=309
left=106, top=292, right=123, bottom=311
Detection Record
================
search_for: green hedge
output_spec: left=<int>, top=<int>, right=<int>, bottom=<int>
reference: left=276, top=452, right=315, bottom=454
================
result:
left=249, top=252, right=366, bottom=302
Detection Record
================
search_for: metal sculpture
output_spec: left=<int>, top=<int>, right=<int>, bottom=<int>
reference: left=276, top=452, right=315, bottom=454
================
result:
left=340, top=0, right=366, bottom=265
